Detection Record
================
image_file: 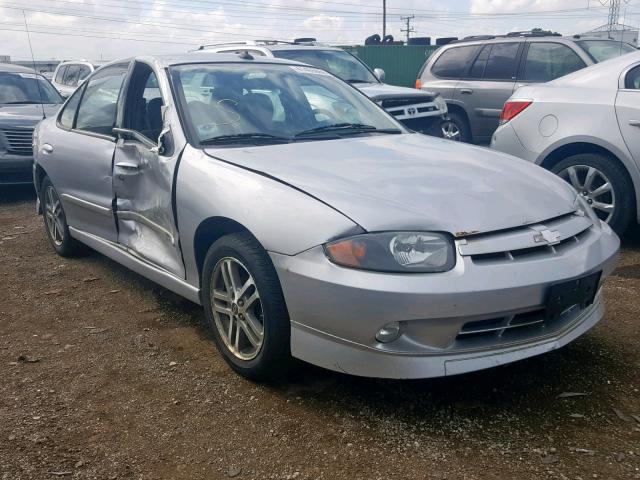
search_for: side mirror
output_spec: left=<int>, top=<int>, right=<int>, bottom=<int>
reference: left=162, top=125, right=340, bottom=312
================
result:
left=374, top=68, right=386, bottom=82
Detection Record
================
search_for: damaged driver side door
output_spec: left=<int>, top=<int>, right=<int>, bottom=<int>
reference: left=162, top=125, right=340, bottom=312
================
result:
left=112, top=61, right=185, bottom=278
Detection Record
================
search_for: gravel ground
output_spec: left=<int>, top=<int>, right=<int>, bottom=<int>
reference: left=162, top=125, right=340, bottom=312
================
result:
left=0, top=185, right=639, bottom=480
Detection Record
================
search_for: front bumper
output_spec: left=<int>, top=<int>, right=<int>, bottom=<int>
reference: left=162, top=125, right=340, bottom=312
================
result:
left=270, top=222, right=619, bottom=379
left=0, top=153, right=34, bottom=184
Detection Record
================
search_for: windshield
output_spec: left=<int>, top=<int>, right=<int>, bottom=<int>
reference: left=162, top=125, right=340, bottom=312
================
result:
left=0, top=72, right=62, bottom=104
left=576, top=40, right=636, bottom=63
left=272, top=49, right=378, bottom=84
left=170, top=63, right=402, bottom=147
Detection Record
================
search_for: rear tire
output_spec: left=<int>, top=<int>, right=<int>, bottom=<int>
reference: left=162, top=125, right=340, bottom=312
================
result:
left=440, top=111, right=472, bottom=143
left=201, top=232, right=292, bottom=381
left=551, top=153, right=634, bottom=236
left=40, top=176, right=86, bottom=257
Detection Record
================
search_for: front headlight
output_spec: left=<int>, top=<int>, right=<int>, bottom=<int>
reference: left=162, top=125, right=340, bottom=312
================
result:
left=324, top=232, right=455, bottom=273
left=574, top=194, right=601, bottom=228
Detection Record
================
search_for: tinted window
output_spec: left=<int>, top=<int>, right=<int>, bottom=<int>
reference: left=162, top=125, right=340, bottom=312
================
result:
left=577, top=40, right=636, bottom=63
left=59, top=85, right=83, bottom=128
left=273, top=49, right=378, bottom=83
left=54, top=65, right=67, bottom=83
left=625, top=65, right=640, bottom=89
left=431, top=46, right=478, bottom=78
left=468, top=45, right=490, bottom=79
left=521, top=42, right=586, bottom=82
left=483, top=43, right=520, bottom=80
left=63, top=65, right=81, bottom=86
left=0, top=72, right=62, bottom=104
left=75, top=63, right=128, bottom=135
left=78, top=65, right=91, bottom=81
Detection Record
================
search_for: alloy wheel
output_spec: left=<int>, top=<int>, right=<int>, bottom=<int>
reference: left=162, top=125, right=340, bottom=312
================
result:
left=210, top=257, right=265, bottom=361
left=557, top=165, right=615, bottom=223
left=441, top=121, right=461, bottom=141
left=44, top=185, right=64, bottom=246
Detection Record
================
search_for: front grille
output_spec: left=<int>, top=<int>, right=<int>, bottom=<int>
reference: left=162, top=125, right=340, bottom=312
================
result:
left=1, top=127, right=34, bottom=156
left=380, top=96, right=432, bottom=109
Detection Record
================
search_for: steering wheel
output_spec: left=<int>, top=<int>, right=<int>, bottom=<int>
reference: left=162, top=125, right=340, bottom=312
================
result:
left=312, top=108, right=336, bottom=122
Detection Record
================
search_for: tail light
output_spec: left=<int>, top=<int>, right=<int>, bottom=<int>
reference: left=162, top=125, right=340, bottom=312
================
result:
left=415, top=79, right=423, bottom=90
left=500, top=100, right=532, bottom=124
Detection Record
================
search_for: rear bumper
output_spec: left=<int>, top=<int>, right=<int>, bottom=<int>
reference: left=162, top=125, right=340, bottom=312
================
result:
left=270, top=222, right=619, bottom=379
left=490, top=123, right=540, bottom=163
left=0, top=153, right=34, bottom=184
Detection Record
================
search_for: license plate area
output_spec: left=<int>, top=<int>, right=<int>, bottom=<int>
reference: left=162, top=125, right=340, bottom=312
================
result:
left=545, top=271, right=601, bottom=318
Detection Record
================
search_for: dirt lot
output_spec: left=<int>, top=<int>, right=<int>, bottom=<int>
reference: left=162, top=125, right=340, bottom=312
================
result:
left=0, top=186, right=638, bottom=480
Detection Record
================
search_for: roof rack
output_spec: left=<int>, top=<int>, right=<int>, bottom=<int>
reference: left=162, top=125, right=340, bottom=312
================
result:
left=452, top=31, right=562, bottom=44
left=196, top=38, right=322, bottom=50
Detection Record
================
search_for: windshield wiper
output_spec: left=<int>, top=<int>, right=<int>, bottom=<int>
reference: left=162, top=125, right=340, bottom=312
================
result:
left=199, top=133, right=291, bottom=145
left=345, top=79, right=371, bottom=84
left=295, top=123, right=401, bottom=138
left=2, top=101, right=45, bottom=105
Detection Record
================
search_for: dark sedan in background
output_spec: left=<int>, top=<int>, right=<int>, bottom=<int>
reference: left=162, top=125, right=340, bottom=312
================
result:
left=0, top=63, right=62, bottom=185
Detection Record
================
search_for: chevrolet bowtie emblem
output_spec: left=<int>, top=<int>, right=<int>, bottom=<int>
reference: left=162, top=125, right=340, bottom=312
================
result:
left=534, top=228, right=562, bottom=245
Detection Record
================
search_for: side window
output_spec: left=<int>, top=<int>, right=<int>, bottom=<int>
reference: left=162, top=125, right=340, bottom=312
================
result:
left=58, top=85, right=84, bottom=129
left=468, top=45, right=490, bottom=79
left=431, top=46, right=479, bottom=78
left=624, top=65, right=640, bottom=89
left=75, top=63, right=129, bottom=136
left=63, top=65, right=81, bottom=87
left=483, top=43, right=520, bottom=80
left=54, top=65, right=67, bottom=84
left=77, top=65, right=91, bottom=82
left=123, top=64, right=164, bottom=141
left=521, top=43, right=587, bottom=83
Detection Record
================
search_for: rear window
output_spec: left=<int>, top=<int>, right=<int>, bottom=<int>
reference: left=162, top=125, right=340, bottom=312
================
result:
left=576, top=40, right=636, bottom=63
left=430, top=45, right=478, bottom=78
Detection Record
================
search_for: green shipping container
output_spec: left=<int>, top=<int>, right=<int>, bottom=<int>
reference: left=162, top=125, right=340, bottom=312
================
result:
left=341, top=45, right=439, bottom=88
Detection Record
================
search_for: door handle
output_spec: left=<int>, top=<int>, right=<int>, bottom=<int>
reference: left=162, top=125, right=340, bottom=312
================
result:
left=460, top=88, right=473, bottom=94
left=629, top=120, right=640, bottom=128
left=115, top=161, right=139, bottom=171
left=41, top=143, right=54, bottom=154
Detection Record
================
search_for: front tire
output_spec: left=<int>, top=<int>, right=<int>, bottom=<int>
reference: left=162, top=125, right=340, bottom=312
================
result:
left=440, top=111, right=472, bottom=143
left=551, top=153, right=634, bottom=236
left=40, top=176, right=85, bottom=257
left=202, top=232, right=292, bottom=381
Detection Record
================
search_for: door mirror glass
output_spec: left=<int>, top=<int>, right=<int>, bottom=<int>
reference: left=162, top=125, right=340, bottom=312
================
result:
left=374, top=68, right=385, bottom=82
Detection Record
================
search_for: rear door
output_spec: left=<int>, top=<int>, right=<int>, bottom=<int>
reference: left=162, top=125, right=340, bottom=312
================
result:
left=43, top=63, right=129, bottom=242
left=112, top=61, right=186, bottom=277
left=456, top=42, right=522, bottom=142
left=616, top=64, right=640, bottom=164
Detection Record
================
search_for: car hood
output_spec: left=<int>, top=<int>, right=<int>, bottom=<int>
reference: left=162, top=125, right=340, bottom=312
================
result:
left=0, top=103, right=61, bottom=126
left=205, top=134, right=577, bottom=235
left=355, top=82, right=437, bottom=101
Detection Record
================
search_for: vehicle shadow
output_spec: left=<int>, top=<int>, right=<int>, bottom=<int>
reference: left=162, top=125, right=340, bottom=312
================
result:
left=0, top=185, right=36, bottom=205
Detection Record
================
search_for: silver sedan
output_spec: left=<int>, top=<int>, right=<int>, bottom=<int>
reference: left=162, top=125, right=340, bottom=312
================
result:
left=33, top=53, right=619, bottom=380
left=491, top=51, right=640, bottom=236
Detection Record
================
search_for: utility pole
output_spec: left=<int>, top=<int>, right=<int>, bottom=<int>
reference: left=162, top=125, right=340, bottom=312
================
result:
left=382, top=0, right=386, bottom=38
left=400, top=15, right=415, bottom=44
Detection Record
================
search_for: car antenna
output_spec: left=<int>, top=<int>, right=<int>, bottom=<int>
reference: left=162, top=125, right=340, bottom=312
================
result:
left=22, top=10, right=46, bottom=120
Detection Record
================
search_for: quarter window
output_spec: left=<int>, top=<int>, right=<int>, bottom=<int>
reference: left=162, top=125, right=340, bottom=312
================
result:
left=468, top=45, right=490, bottom=79
left=483, top=43, right=520, bottom=80
left=54, top=65, right=67, bottom=84
left=75, top=63, right=129, bottom=136
left=431, top=46, right=478, bottom=78
left=625, top=65, right=640, bottom=89
left=521, top=43, right=586, bottom=82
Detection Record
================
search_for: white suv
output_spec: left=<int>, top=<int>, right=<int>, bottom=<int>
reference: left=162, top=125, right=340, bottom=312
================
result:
left=51, top=60, right=107, bottom=98
left=193, top=39, right=448, bottom=135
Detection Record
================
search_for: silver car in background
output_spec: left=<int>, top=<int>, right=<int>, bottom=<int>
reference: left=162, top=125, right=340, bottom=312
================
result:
left=51, top=60, right=108, bottom=97
left=33, top=53, right=618, bottom=381
left=492, top=51, right=640, bottom=236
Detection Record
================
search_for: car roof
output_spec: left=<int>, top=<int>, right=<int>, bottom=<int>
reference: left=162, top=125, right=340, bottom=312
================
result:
left=445, top=35, right=622, bottom=48
left=98, top=52, right=313, bottom=69
left=197, top=43, right=342, bottom=53
left=0, top=63, right=37, bottom=74
left=58, top=59, right=109, bottom=68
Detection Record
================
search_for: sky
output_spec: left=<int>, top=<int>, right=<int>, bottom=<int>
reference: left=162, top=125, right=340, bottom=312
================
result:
left=0, top=0, right=638, bottom=61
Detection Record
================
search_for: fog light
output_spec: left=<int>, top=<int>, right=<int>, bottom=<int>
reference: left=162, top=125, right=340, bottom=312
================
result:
left=375, top=321, right=401, bottom=343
